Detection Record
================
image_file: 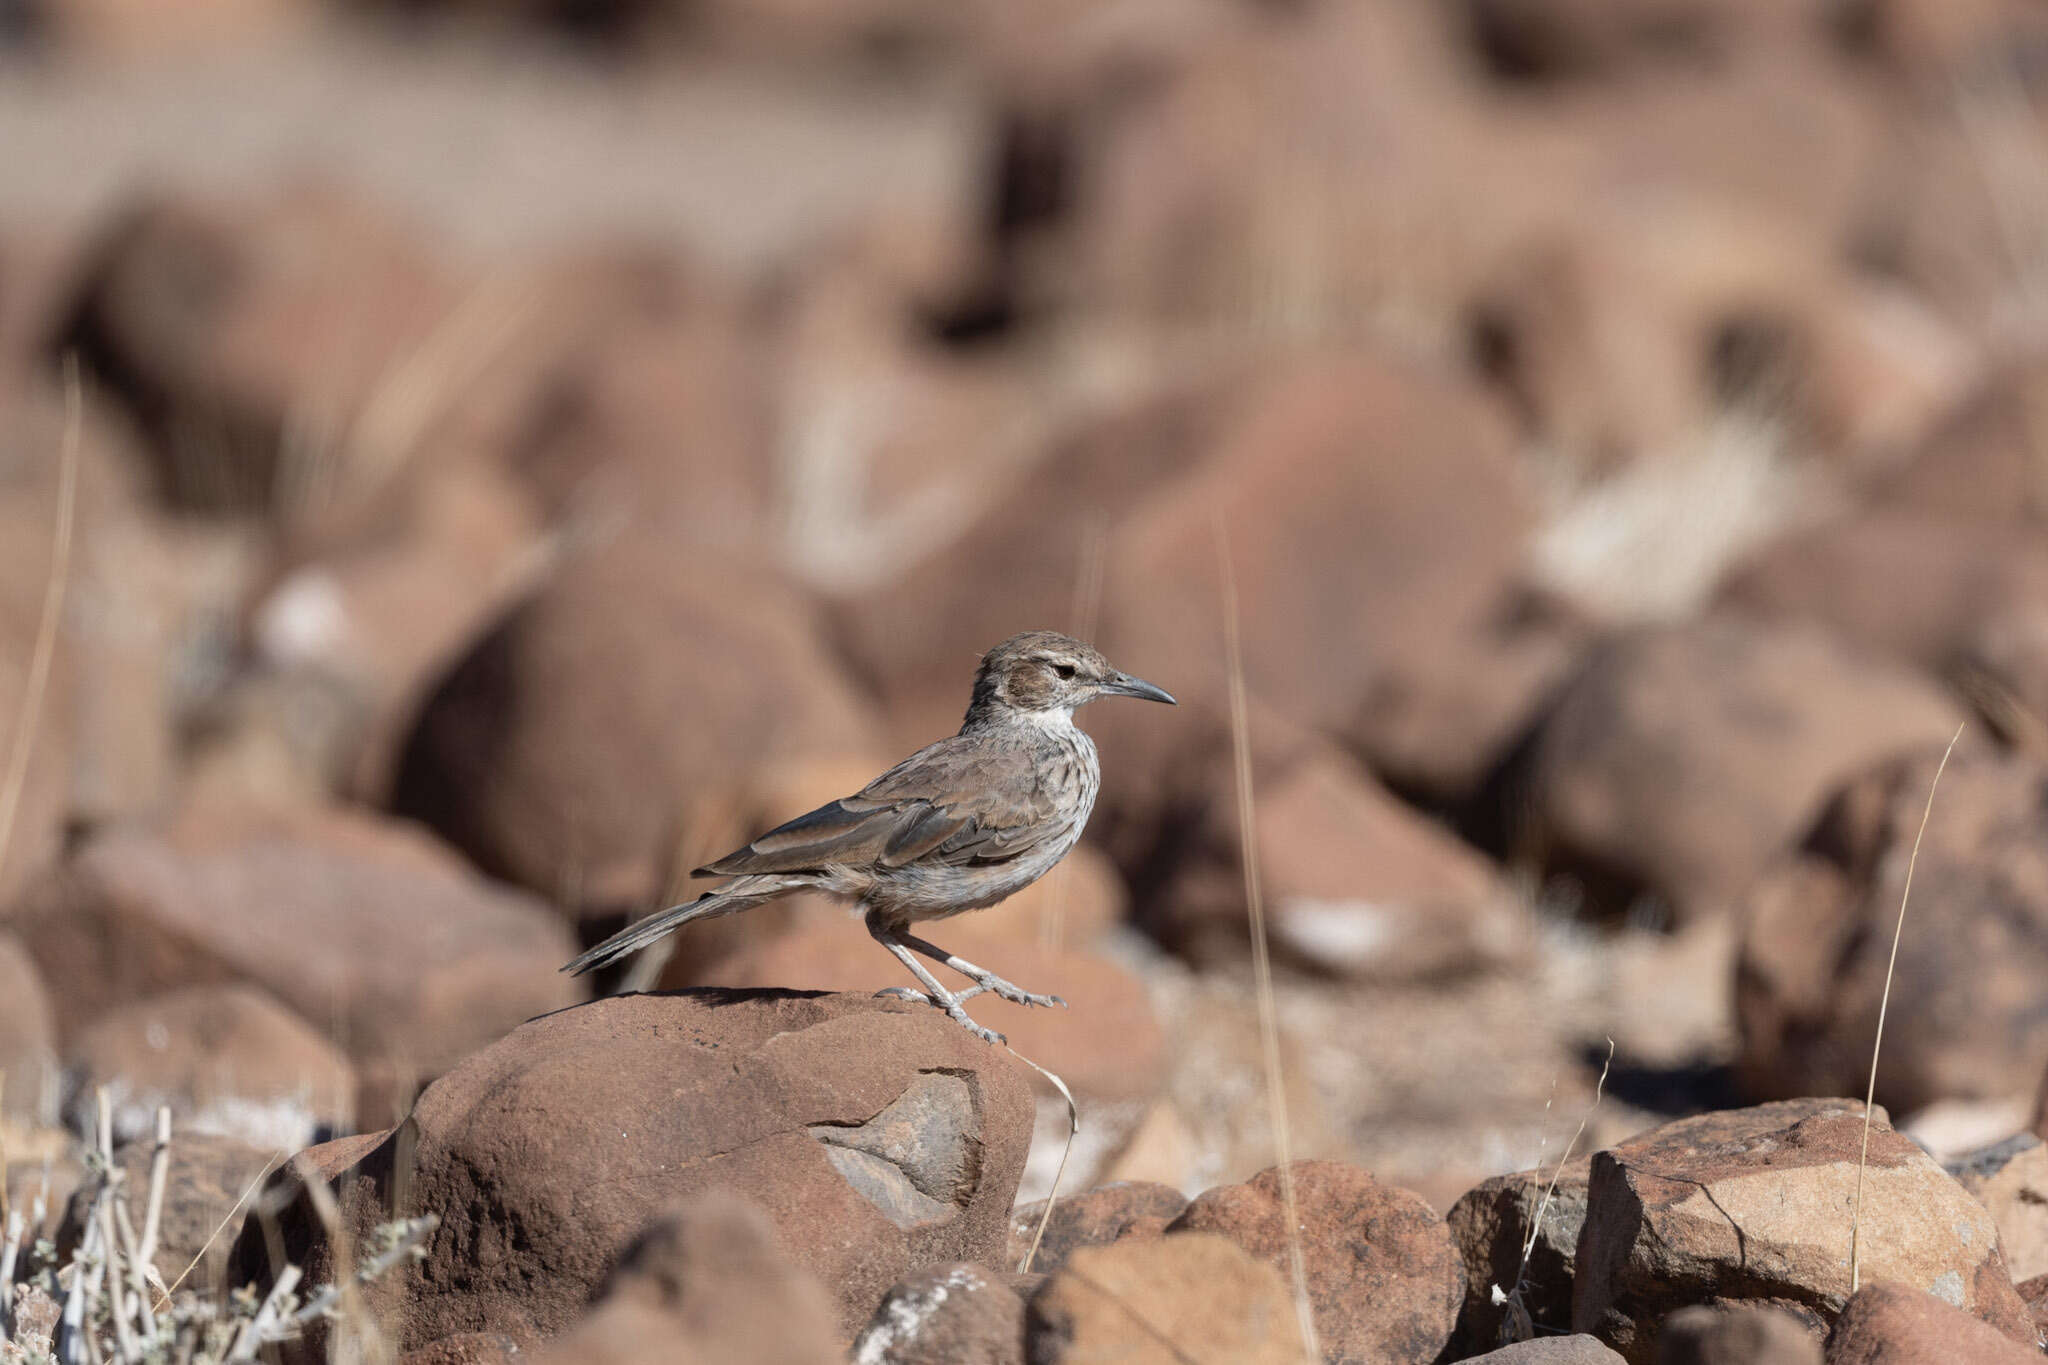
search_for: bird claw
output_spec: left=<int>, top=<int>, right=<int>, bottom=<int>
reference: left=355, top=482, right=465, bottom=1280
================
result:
left=874, top=987, right=928, bottom=1003
left=983, top=979, right=1067, bottom=1010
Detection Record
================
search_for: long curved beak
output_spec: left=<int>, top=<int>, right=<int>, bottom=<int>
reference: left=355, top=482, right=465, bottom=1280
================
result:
left=1105, top=671, right=1176, bottom=705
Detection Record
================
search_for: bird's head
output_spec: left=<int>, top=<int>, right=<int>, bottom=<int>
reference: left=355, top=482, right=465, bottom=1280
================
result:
left=966, top=630, right=1176, bottom=724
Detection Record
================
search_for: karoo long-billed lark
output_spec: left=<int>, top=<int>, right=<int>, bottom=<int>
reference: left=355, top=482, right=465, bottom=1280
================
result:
left=562, top=630, right=1175, bottom=1043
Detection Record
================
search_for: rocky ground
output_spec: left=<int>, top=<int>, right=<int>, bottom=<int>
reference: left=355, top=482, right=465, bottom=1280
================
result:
left=6, top=0, right=2048, bottom=1361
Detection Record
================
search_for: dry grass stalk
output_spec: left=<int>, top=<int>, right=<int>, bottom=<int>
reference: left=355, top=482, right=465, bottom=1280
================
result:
left=0, top=356, right=81, bottom=891
left=1011, top=1053, right=1079, bottom=1276
left=1850, top=723, right=1965, bottom=1293
left=1215, top=519, right=1319, bottom=1362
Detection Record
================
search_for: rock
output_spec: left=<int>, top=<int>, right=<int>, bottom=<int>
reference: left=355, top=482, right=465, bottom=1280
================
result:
left=398, top=1334, right=523, bottom=1365
left=1023, top=1231, right=1310, bottom=1363
left=1464, top=1339, right=1626, bottom=1364
left=60, top=1131, right=275, bottom=1296
left=57, top=183, right=460, bottom=513
left=1573, top=1099, right=2035, bottom=1362
left=852, top=1262, right=1026, bottom=1365
left=2020, top=1272, right=2048, bottom=1338
left=389, top=529, right=884, bottom=932
left=697, top=910, right=1165, bottom=1104
left=1522, top=617, right=1965, bottom=924
left=1824, top=1283, right=2042, bottom=1365
left=64, top=984, right=356, bottom=1148
left=226, top=990, right=1034, bottom=1350
left=248, top=454, right=548, bottom=801
left=1876, top=360, right=2048, bottom=526
left=522, top=1193, right=839, bottom=1365
left=0, top=933, right=59, bottom=1125
left=1946, top=1136, right=2048, bottom=1284
left=1006, top=1181, right=1190, bottom=1276
left=1447, top=1157, right=1592, bottom=1352
left=1460, top=0, right=1811, bottom=80
left=1737, top=749, right=2048, bottom=1112
left=9, top=804, right=577, bottom=1123
left=1137, top=735, right=1528, bottom=977
left=1716, top=510, right=2048, bottom=672
left=1168, top=1160, right=1462, bottom=1365
left=1658, top=1303, right=1823, bottom=1365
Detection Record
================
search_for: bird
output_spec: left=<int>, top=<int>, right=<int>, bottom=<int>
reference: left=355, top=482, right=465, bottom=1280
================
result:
left=562, top=630, right=1175, bottom=1044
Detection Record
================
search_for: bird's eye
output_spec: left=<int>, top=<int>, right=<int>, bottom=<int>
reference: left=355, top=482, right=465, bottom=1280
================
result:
left=1051, top=662, right=1076, bottom=679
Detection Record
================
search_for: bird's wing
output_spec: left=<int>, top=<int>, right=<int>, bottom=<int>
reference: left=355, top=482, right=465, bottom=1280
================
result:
left=695, top=735, right=1060, bottom=877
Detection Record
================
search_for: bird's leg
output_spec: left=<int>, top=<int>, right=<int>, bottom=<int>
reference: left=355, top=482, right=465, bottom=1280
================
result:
left=895, top=930, right=1068, bottom=1010
left=865, top=916, right=1006, bottom=1045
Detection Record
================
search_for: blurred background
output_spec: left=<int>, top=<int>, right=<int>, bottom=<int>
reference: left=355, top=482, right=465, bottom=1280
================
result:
left=1, top=0, right=2046, bottom=1258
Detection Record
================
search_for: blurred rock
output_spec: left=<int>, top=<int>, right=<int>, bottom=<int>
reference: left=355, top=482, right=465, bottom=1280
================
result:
left=390, top=529, right=884, bottom=933
left=248, top=454, right=548, bottom=800
left=398, top=1335, right=522, bottom=1365
left=228, top=990, right=1034, bottom=1350
left=59, top=1131, right=274, bottom=1296
left=1738, top=749, right=2048, bottom=1112
left=522, top=1193, right=839, bottom=1365
left=1023, top=1231, right=1309, bottom=1364
left=1006, top=1180, right=1188, bottom=1276
left=2021, top=1272, right=2048, bottom=1338
left=1447, top=1157, right=1591, bottom=1352
left=23, top=0, right=313, bottom=58
left=1823, top=1283, right=2042, bottom=1365
left=1466, top=1341, right=1627, bottom=1364
left=1878, top=360, right=2048, bottom=526
left=852, top=1262, right=1026, bottom=1365
left=1460, top=0, right=1819, bottom=80
left=1522, top=616, right=1965, bottom=924
left=0, top=932, right=59, bottom=1126
left=1349, top=592, right=1590, bottom=804
left=697, top=910, right=1164, bottom=1104
left=1169, top=1160, right=1462, bottom=1365
left=64, top=983, right=355, bottom=1148
left=1947, top=1135, right=2048, bottom=1284
left=1573, top=1099, right=2034, bottom=1360
left=58, top=183, right=460, bottom=513
left=9, top=804, right=576, bottom=1104
left=1717, top=509, right=2048, bottom=671
left=1657, top=1303, right=1823, bottom=1365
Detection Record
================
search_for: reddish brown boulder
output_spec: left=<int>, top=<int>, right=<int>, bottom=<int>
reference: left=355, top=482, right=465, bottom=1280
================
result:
left=1738, top=749, right=2048, bottom=1112
left=8, top=804, right=576, bottom=1110
left=398, top=1334, right=522, bottom=1365
left=1135, top=734, right=1528, bottom=977
left=1658, top=1303, right=1823, bottom=1365
left=1169, top=1160, right=1462, bottom=1364
left=58, top=183, right=460, bottom=513
left=522, top=1193, right=839, bottom=1365
left=1024, top=1231, right=1309, bottom=1363
left=1824, top=1283, right=2042, bottom=1364
left=698, top=910, right=1165, bottom=1104
left=852, top=1262, right=1026, bottom=1365
left=1466, top=1340, right=1625, bottom=1364
left=1448, top=1156, right=1592, bottom=1352
left=1522, top=617, right=1965, bottom=924
left=1006, top=1181, right=1190, bottom=1275
left=2021, top=1272, right=2048, bottom=1340
left=64, top=983, right=356, bottom=1148
left=0, top=933, right=58, bottom=1125
left=1946, top=1136, right=2048, bottom=1285
left=389, top=529, right=884, bottom=932
left=1716, top=510, right=2048, bottom=672
left=1573, top=1100, right=2034, bottom=1362
left=227, top=990, right=1035, bottom=1350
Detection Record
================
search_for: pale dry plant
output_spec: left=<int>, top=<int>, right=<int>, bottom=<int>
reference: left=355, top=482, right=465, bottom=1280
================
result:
left=1530, top=409, right=1808, bottom=623
left=1216, top=519, right=1319, bottom=1362
left=1491, top=1039, right=1613, bottom=1345
left=2, top=1093, right=432, bottom=1365
left=1849, top=723, right=1964, bottom=1293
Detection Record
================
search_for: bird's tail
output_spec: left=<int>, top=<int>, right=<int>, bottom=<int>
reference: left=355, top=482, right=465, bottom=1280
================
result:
left=560, top=875, right=795, bottom=977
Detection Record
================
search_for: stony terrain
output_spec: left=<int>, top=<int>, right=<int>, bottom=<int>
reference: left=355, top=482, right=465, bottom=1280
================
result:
left=5, top=0, right=2048, bottom=1361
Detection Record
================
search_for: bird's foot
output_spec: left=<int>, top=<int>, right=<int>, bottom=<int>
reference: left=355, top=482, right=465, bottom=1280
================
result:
left=875, top=985, right=1006, bottom=1044
left=973, top=973, right=1067, bottom=1010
